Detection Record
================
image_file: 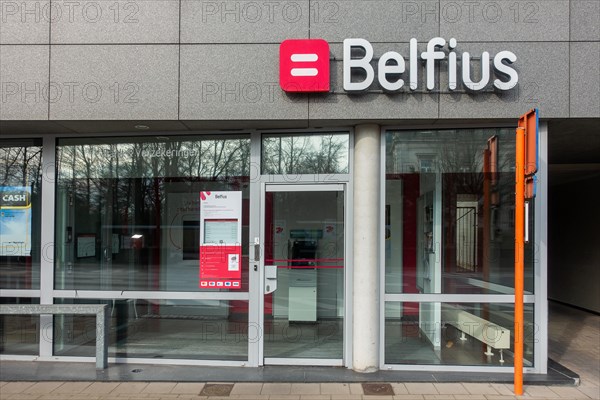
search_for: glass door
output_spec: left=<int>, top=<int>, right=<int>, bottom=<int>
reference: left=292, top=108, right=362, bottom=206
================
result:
left=259, top=184, right=345, bottom=365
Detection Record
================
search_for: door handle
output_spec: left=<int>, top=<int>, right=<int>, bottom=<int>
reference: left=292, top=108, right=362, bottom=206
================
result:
left=264, top=265, right=278, bottom=294
left=254, top=243, right=260, bottom=262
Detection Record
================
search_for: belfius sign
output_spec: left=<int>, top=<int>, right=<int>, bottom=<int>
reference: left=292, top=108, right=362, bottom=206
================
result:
left=280, top=38, right=518, bottom=93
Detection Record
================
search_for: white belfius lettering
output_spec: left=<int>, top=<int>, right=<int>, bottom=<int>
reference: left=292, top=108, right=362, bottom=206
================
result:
left=343, top=37, right=518, bottom=92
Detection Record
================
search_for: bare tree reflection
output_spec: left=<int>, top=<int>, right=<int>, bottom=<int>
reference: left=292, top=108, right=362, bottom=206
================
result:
left=0, top=146, right=42, bottom=189
left=263, top=134, right=349, bottom=174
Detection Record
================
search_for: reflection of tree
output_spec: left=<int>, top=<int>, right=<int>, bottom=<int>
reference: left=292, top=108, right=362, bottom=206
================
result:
left=57, top=138, right=251, bottom=242
left=439, top=139, right=484, bottom=194
left=437, top=132, right=513, bottom=197
left=263, top=134, right=348, bottom=174
left=0, top=146, right=42, bottom=189
left=312, top=134, right=348, bottom=174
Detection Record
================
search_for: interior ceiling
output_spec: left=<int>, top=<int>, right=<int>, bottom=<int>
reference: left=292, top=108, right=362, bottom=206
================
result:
left=548, top=120, right=600, bottom=164
left=2, top=119, right=599, bottom=165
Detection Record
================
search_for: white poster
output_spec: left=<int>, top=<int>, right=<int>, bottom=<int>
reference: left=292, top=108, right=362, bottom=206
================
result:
left=77, top=235, right=96, bottom=258
left=0, top=186, right=32, bottom=257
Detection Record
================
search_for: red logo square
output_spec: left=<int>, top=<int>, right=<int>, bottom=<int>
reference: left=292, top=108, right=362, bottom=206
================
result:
left=280, top=39, right=330, bottom=93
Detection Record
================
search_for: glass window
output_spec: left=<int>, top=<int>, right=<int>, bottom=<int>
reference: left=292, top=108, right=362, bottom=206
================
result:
left=54, top=298, right=248, bottom=361
left=262, top=133, right=349, bottom=175
left=385, top=129, right=535, bottom=295
left=0, top=298, right=40, bottom=355
left=385, top=302, right=534, bottom=367
left=55, top=135, right=251, bottom=292
left=0, top=139, right=42, bottom=289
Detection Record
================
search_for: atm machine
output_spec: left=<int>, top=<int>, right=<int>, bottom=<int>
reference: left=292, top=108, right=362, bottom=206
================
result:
left=288, top=239, right=318, bottom=322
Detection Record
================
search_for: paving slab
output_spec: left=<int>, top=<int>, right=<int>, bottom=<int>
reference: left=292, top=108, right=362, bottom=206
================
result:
left=404, top=383, right=439, bottom=395
left=290, top=383, right=321, bottom=395
left=432, top=383, right=469, bottom=395
left=577, top=386, right=600, bottom=399
left=0, top=382, right=37, bottom=394
left=140, top=382, right=177, bottom=394
left=524, top=385, right=564, bottom=398
left=230, top=383, right=263, bottom=395
left=22, top=382, right=64, bottom=394
left=320, top=383, right=350, bottom=395
left=111, top=382, right=150, bottom=394
left=462, top=383, right=499, bottom=395
left=49, top=381, right=93, bottom=393
left=330, top=395, right=361, bottom=400
left=390, top=384, right=410, bottom=395
left=169, top=382, right=205, bottom=394
left=261, top=383, right=292, bottom=395
left=550, top=385, right=596, bottom=399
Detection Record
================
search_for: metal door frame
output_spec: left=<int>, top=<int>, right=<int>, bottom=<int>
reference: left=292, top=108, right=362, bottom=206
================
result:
left=251, top=182, right=349, bottom=367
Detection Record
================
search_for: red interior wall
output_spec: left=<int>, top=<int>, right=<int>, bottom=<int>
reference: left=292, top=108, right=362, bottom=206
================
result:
left=400, top=174, right=420, bottom=316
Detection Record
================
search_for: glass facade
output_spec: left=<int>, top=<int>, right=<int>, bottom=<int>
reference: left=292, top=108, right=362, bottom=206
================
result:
left=383, top=128, right=538, bottom=368
left=0, top=128, right=543, bottom=372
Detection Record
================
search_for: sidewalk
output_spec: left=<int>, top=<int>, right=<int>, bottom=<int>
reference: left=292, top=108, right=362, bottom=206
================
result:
left=0, top=380, right=597, bottom=400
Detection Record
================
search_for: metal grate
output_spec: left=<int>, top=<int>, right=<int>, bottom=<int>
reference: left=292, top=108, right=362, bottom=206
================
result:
left=199, top=384, right=234, bottom=396
left=361, top=383, right=395, bottom=396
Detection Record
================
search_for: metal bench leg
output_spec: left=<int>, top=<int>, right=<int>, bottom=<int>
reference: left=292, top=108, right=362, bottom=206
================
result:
left=499, top=349, right=505, bottom=363
left=484, top=345, right=494, bottom=357
left=459, top=332, right=467, bottom=341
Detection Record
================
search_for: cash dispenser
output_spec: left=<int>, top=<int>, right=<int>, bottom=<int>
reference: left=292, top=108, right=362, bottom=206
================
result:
left=288, top=238, right=318, bottom=322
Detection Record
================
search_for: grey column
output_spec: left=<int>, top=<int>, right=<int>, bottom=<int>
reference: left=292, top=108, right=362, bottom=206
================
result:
left=352, top=124, right=381, bottom=372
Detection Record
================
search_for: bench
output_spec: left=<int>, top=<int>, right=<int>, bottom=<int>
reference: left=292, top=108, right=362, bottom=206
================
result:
left=442, top=305, right=510, bottom=363
left=0, top=304, right=109, bottom=369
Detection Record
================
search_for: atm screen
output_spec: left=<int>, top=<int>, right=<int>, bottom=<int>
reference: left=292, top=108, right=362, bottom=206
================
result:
left=203, top=219, right=239, bottom=244
left=290, top=240, right=317, bottom=267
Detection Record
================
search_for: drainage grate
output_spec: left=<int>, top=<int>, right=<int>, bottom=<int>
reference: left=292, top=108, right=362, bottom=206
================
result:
left=361, top=383, right=395, bottom=396
left=199, top=384, right=234, bottom=397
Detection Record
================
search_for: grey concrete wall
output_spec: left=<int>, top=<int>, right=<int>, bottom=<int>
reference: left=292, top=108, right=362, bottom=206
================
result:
left=548, top=171, right=600, bottom=314
left=1, top=0, right=599, bottom=121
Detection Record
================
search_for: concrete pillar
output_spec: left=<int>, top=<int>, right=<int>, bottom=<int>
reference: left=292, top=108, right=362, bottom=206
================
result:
left=352, top=124, right=380, bottom=372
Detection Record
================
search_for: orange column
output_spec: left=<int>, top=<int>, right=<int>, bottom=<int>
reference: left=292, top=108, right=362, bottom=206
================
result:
left=514, top=127, right=526, bottom=396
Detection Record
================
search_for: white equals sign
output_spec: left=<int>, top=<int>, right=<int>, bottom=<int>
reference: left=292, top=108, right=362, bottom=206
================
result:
left=290, top=53, right=319, bottom=77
